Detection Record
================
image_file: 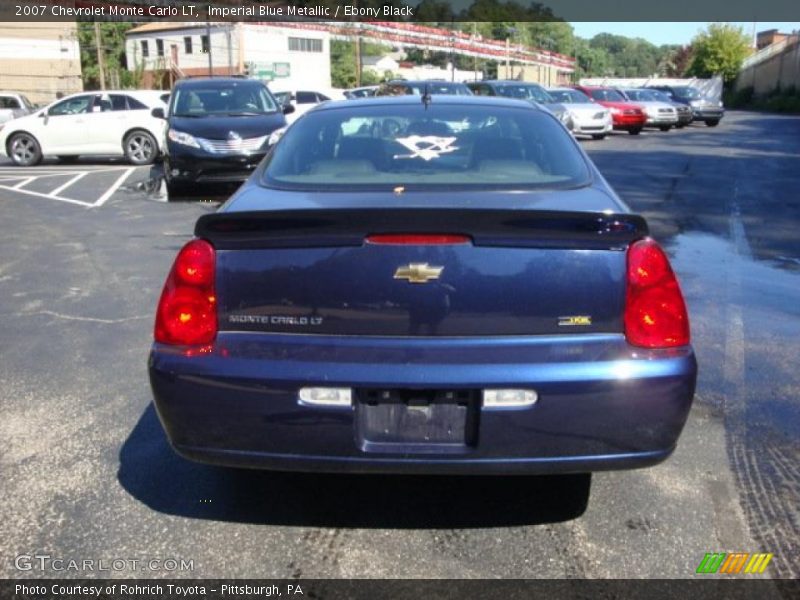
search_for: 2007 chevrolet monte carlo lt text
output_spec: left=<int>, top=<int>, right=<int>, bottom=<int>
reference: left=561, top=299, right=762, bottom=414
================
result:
left=148, top=95, right=697, bottom=475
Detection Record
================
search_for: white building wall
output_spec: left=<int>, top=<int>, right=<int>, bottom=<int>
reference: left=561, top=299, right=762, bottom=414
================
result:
left=241, top=25, right=331, bottom=90
left=126, top=25, right=241, bottom=75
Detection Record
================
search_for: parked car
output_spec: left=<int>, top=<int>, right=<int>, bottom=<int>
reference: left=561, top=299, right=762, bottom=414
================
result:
left=375, top=80, right=473, bottom=97
left=646, top=85, right=724, bottom=127
left=547, top=87, right=612, bottom=139
left=467, top=80, right=574, bottom=131
left=154, top=77, right=291, bottom=198
left=573, top=86, right=647, bottom=135
left=645, top=89, right=693, bottom=127
left=344, top=86, right=379, bottom=99
left=0, top=92, right=35, bottom=124
left=149, top=95, right=697, bottom=475
left=271, top=88, right=345, bottom=125
left=0, top=90, right=167, bottom=166
left=615, top=88, right=679, bottom=131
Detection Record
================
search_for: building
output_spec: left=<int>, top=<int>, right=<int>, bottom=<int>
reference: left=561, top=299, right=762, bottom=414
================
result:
left=756, top=29, right=794, bottom=50
left=125, top=23, right=331, bottom=90
left=0, top=23, right=81, bottom=104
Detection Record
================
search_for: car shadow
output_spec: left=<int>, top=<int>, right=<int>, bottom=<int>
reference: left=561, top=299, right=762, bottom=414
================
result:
left=118, top=403, right=591, bottom=529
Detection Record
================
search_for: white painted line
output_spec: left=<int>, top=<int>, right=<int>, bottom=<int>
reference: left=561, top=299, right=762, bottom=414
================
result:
left=12, top=177, right=34, bottom=189
left=91, top=166, right=135, bottom=207
left=48, top=171, right=88, bottom=197
left=0, top=183, right=93, bottom=207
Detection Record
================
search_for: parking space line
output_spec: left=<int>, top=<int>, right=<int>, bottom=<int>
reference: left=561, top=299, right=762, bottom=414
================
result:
left=92, top=167, right=136, bottom=207
left=49, top=172, right=88, bottom=197
left=12, top=177, right=34, bottom=189
left=0, top=165, right=142, bottom=208
left=0, top=183, right=94, bottom=207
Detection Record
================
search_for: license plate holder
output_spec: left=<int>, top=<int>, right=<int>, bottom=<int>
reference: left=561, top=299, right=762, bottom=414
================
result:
left=354, top=389, right=480, bottom=454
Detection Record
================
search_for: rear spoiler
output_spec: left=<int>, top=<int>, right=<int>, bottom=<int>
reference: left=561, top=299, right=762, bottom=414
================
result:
left=195, top=209, right=648, bottom=250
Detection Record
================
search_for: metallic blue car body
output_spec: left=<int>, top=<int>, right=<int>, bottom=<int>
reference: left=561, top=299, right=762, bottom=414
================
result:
left=149, top=96, right=697, bottom=474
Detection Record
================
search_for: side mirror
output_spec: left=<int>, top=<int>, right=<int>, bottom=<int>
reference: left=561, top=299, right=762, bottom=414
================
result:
left=282, top=103, right=295, bottom=115
left=151, top=107, right=165, bottom=119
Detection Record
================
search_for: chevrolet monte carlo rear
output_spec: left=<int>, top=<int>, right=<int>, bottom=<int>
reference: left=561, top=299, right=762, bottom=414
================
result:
left=149, top=96, right=697, bottom=474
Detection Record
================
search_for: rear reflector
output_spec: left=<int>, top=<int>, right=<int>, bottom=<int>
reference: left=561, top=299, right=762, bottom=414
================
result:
left=154, top=239, right=217, bottom=346
left=624, top=238, right=690, bottom=348
left=483, top=389, right=538, bottom=409
left=366, top=234, right=470, bottom=245
left=299, top=387, right=352, bottom=407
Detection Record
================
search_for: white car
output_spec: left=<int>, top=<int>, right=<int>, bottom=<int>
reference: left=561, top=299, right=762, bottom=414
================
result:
left=617, top=89, right=679, bottom=131
left=270, top=88, right=346, bottom=125
left=0, top=92, right=35, bottom=124
left=547, top=87, right=612, bottom=140
left=0, top=90, right=167, bottom=166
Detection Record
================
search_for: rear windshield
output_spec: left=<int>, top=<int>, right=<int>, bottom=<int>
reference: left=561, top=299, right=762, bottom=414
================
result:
left=549, top=89, right=592, bottom=103
left=383, top=82, right=472, bottom=96
left=495, top=84, right=553, bottom=104
left=170, top=82, right=279, bottom=117
left=588, top=89, right=625, bottom=102
left=672, top=86, right=701, bottom=99
left=623, top=89, right=659, bottom=101
left=263, top=103, right=591, bottom=191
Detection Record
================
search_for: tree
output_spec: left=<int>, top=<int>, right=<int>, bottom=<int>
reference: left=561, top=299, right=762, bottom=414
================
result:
left=77, top=23, right=141, bottom=90
left=687, top=23, right=752, bottom=83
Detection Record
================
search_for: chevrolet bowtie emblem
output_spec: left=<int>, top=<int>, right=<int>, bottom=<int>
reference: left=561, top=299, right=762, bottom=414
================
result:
left=393, top=263, right=444, bottom=284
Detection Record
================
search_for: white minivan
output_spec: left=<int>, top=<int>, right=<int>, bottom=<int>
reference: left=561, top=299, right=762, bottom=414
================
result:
left=0, top=90, right=167, bottom=166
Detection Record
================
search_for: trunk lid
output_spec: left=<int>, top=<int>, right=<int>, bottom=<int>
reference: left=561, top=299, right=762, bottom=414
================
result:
left=200, top=208, right=646, bottom=337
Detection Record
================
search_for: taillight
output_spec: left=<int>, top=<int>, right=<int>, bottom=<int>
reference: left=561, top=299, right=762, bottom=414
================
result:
left=154, top=239, right=217, bottom=346
left=366, top=234, right=470, bottom=245
left=624, top=239, right=689, bottom=348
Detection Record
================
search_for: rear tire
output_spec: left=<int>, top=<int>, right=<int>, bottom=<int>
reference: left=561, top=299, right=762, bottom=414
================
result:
left=591, top=134, right=606, bottom=140
left=123, top=130, right=158, bottom=165
left=705, top=119, right=720, bottom=127
left=8, top=132, right=42, bottom=166
left=628, top=128, right=642, bottom=135
left=659, top=125, right=671, bottom=132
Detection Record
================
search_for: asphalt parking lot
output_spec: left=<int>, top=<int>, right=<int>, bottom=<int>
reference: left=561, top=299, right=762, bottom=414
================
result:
left=0, top=113, right=798, bottom=584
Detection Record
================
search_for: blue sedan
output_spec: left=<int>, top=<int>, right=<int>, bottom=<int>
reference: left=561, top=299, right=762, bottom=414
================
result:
left=149, top=95, right=697, bottom=474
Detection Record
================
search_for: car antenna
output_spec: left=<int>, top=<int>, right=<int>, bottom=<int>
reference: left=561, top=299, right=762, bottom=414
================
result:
left=421, top=83, right=432, bottom=110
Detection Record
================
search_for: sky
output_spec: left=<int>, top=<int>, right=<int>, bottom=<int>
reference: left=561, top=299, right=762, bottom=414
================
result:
left=570, top=22, right=800, bottom=46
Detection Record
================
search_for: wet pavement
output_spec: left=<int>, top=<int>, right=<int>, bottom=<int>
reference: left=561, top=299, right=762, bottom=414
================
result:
left=0, top=111, right=797, bottom=583
left=586, top=114, right=800, bottom=578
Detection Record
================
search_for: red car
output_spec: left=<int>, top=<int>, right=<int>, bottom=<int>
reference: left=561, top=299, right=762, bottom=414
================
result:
left=573, top=85, right=646, bottom=135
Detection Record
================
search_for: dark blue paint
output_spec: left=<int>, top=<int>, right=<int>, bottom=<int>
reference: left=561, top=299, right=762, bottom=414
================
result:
left=149, top=95, right=697, bottom=474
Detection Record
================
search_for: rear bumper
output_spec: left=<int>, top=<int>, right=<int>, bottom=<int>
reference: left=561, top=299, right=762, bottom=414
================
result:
left=149, top=333, right=697, bottom=475
left=692, top=108, right=724, bottom=121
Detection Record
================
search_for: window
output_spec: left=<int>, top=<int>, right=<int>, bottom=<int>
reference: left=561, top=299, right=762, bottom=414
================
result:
left=0, top=96, right=21, bottom=109
left=288, top=37, right=322, bottom=53
left=108, top=95, right=147, bottom=111
left=156, top=39, right=164, bottom=57
left=48, top=95, right=95, bottom=116
left=140, top=40, right=149, bottom=58
left=264, top=104, right=590, bottom=191
left=201, top=35, right=210, bottom=54
left=296, top=91, right=317, bottom=104
left=184, top=36, right=193, bottom=54
left=171, top=82, right=279, bottom=117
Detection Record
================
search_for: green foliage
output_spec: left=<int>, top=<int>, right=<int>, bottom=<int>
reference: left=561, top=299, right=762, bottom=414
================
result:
left=726, top=85, right=800, bottom=113
left=77, top=22, right=141, bottom=90
left=687, top=23, right=752, bottom=83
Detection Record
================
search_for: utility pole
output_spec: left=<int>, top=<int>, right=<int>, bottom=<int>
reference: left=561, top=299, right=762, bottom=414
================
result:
left=94, top=22, right=106, bottom=90
left=355, top=26, right=362, bottom=87
left=505, top=37, right=510, bottom=79
left=206, top=18, right=213, bottom=76
left=227, top=25, right=233, bottom=75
